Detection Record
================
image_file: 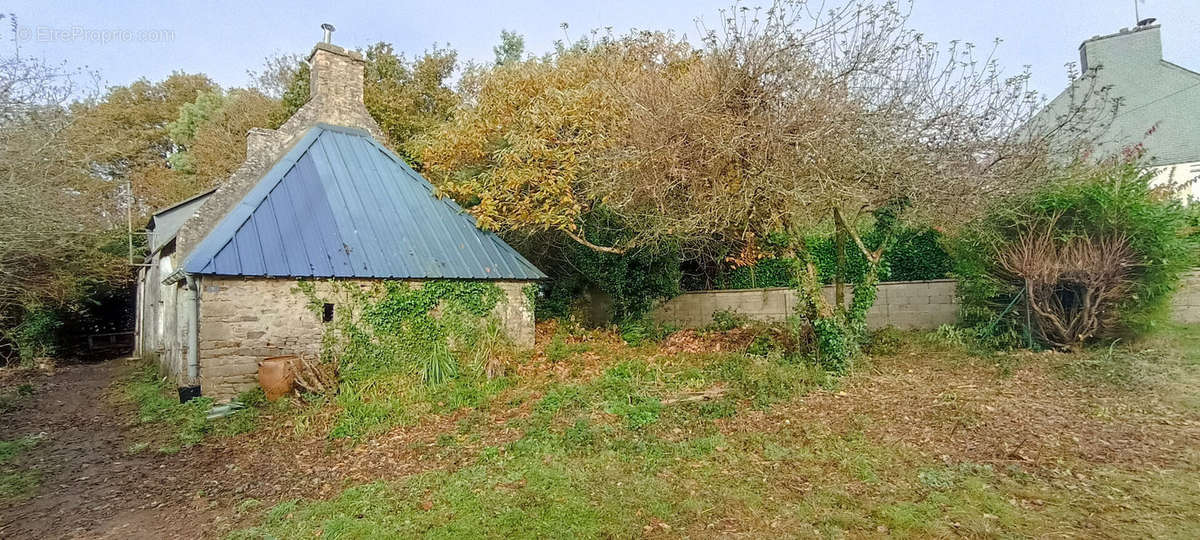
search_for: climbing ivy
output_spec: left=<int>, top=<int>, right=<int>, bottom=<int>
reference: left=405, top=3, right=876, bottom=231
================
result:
left=708, top=226, right=951, bottom=290
left=790, top=204, right=902, bottom=372
left=522, top=283, right=538, bottom=315
left=294, top=279, right=509, bottom=439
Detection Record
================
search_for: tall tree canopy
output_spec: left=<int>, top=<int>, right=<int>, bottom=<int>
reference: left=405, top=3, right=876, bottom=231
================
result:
left=421, top=2, right=1056, bottom=259
left=275, top=42, right=459, bottom=165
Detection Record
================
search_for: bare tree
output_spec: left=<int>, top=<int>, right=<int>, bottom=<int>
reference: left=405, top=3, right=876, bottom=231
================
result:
left=0, top=32, right=123, bottom=337
left=247, top=52, right=304, bottom=99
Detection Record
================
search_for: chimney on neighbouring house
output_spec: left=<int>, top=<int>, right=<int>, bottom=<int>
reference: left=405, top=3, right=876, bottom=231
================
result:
left=1079, top=23, right=1162, bottom=72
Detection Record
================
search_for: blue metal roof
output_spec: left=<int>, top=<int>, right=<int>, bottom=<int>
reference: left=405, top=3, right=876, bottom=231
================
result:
left=183, top=124, right=546, bottom=280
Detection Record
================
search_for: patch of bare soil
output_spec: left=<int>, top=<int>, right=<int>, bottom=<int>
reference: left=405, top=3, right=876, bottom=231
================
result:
left=730, top=348, right=1200, bottom=470
left=0, top=357, right=533, bottom=539
left=0, top=360, right=194, bottom=539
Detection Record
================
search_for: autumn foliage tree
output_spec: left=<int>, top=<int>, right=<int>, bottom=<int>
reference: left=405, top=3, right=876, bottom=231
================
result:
left=419, top=1, right=1076, bottom=366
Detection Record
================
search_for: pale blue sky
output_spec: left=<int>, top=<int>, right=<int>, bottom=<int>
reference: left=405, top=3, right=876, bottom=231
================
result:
left=4, top=0, right=1198, bottom=100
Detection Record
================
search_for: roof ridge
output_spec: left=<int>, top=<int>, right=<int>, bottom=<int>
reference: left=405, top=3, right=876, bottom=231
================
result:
left=181, top=125, right=546, bottom=280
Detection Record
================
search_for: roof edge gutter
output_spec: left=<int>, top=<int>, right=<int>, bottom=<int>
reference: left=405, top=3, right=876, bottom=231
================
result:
left=162, top=268, right=187, bottom=286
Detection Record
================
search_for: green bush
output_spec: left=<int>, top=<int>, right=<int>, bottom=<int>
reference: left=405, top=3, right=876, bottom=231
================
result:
left=617, top=317, right=675, bottom=346
left=535, top=211, right=682, bottom=323
left=953, top=161, right=1196, bottom=348
left=11, top=306, right=63, bottom=363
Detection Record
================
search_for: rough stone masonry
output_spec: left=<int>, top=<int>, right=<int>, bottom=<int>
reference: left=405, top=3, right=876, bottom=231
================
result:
left=198, top=278, right=533, bottom=401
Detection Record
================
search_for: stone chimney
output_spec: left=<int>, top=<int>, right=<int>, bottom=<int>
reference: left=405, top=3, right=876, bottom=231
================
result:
left=175, top=28, right=383, bottom=259
left=267, top=29, right=384, bottom=143
left=1079, top=24, right=1162, bottom=73
left=308, top=43, right=366, bottom=108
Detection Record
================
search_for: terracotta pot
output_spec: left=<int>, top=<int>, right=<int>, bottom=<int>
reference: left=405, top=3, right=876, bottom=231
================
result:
left=258, top=355, right=297, bottom=401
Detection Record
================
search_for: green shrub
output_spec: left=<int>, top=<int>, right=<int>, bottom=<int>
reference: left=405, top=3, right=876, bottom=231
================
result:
left=535, top=211, right=682, bottom=322
left=617, top=317, right=675, bottom=346
left=953, top=161, right=1196, bottom=348
left=708, top=309, right=746, bottom=332
left=11, top=306, right=63, bottom=363
left=865, top=327, right=904, bottom=356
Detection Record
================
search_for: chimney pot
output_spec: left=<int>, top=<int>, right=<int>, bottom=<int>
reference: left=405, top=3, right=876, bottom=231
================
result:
left=321, top=23, right=335, bottom=44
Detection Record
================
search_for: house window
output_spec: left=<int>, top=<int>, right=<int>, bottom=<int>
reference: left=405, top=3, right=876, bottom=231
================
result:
left=322, top=303, right=335, bottom=323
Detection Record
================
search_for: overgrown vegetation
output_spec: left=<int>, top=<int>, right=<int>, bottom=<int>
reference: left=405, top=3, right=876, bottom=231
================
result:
left=955, top=160, right=1196, bottom=350
left=116, top=360, right=271, bottom=453
left=231, top=323, right=1200, bottom=538
left=296, top=279, right=517, bottom=440
left=705, top=226, right=953, bottom=290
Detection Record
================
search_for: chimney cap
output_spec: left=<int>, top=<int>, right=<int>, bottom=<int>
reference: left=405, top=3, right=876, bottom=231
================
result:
left=320, top=23, right=335, bottom=44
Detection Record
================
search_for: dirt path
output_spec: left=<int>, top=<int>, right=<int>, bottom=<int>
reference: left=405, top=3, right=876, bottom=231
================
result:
left=0, top=358, right=523, bottom=539
left=0, top=360, right=217, bottom=539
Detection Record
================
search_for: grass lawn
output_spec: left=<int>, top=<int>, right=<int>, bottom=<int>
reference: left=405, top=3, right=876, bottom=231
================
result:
left=0, top=433, right=43, bottom=502
left=223, top=322, right=1200, bottom=538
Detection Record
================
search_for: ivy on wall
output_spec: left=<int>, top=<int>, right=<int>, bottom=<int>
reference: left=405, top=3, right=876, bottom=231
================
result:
left=535, top=211, right=683, bottom=323
left=707, top=227, right=952, bottom=291
left=295, top=279, right=509, bottom=439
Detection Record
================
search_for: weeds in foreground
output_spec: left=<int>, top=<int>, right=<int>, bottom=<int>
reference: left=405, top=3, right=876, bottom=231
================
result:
left=0, top=433, right=43, bottom=501
left=116, top=360, right=274, bottom=453
left=231, top=324, right=1200, bottom=539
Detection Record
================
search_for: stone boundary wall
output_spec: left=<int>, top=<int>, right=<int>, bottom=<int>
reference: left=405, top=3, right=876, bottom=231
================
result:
left=652, top=270, right=1200, bottom=330
left=197, top=277, right=533, bottom=402
left=1172, top=271, right=1200, bottom=324
left=651, top=279, right=959, bottom=330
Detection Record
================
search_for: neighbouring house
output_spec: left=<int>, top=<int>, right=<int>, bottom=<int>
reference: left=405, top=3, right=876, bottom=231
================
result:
left=1029, top=20, right=1200, bottom=199
left=134, top=33, right=546, bottom=402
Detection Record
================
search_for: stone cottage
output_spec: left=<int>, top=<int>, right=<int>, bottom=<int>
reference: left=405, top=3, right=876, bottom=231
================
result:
left=134, top=33, right=545, bottom=401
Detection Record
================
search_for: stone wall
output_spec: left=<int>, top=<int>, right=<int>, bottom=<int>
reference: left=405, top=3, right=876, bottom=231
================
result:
left=1172, top=270, right=1200, bottom=324
left=651, top=279, right=959, bottom=330
left=197, top=277, right=534, bottom=401
left=653, top=271, right=1200, bottom=330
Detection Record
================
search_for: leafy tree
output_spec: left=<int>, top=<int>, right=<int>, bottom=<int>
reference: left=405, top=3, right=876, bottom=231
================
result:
left=0, top=30, right=129, bottom=360
left=69, top=72, right=219, bottom=207
left=419, top=1, right=1099, bottom=366
left=168, top=88, right=276, bottom=186
left=493, top=30, right=525, bottom=66
left=246, top=52, right=304, bottom=99
left=167, top=90, right=225, bottom=172
left=363, top=43, right=459, bottom=164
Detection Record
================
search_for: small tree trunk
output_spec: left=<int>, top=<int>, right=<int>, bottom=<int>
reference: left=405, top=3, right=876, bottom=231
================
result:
left=834, top=208, right=847, bottom=312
